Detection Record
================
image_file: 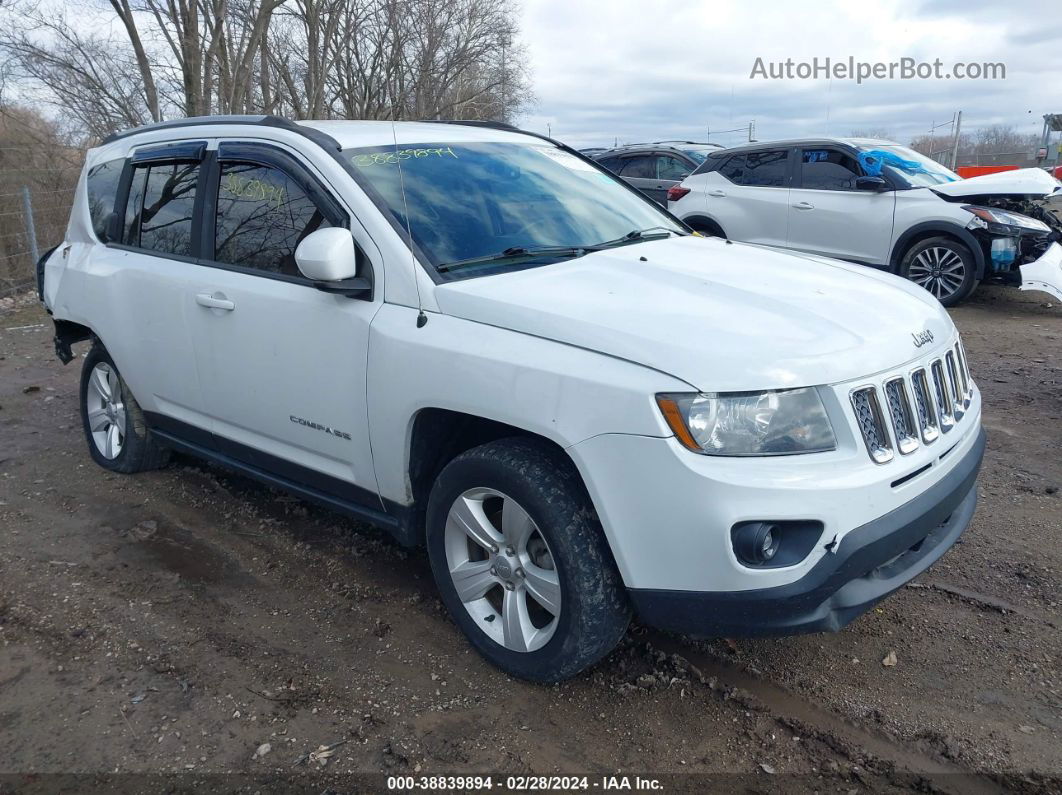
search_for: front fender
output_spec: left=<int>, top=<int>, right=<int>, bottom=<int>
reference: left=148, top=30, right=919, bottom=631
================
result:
left=365, top=303, right=689, bottom=506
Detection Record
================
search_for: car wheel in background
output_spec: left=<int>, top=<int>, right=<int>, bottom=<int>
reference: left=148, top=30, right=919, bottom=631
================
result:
left=426, top=437, right=630, bottom=682
left=900, top=236, right=979, bottom=307
left=80, top=344, right=170, bottom=474
left=685, top=218, right=726, bottom=238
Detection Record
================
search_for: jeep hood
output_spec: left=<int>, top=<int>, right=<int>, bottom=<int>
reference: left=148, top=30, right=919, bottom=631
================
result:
left=931, top=167, right=1062, bottom=199
left=433, top=236, right=953, bottom=392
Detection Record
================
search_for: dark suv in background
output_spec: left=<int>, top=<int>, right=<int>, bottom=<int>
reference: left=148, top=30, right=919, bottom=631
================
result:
left=592, top=141, right=722, bottom=204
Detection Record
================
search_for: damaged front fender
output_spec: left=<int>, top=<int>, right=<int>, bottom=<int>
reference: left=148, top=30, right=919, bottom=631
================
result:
left=1020, top=242, right=1062, bottom=302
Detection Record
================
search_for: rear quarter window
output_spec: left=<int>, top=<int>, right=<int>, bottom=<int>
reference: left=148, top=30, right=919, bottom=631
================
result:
left=718, top=154, right=746, bottom=183
left=86, top=158, right=125, bottom=241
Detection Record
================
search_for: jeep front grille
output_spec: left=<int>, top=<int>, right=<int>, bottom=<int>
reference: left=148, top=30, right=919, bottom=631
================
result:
left=930, top=359, right=956, bottom=432
left=910, top=369, right=940, bottom=444
left=883, top=378, right=919, bottom=455
left=848, top=336, right=974, bottom=464
left=945, top=351, right=964, bottom=421
left=851, top=387, right=893, bottom=464
left=955, top=342, right=972, bottom=409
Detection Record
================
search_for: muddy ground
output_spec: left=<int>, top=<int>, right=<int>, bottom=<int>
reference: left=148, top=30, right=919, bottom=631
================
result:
left=0, top=286, right=1059, bottom=793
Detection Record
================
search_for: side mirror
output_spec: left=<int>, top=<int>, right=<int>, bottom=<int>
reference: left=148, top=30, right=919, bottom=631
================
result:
left=855, top=176, right=889, bottom=192
left=295, top=228, right=371, bottom=299
left=295, top=227, right=358, bottom=281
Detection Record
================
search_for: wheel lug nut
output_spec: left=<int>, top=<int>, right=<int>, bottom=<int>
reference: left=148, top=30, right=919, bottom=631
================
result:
left=515, top=568, right=525, bottom=579
left=490, top=543, right=499, bottom=553
left=505, top=546, right=515, bottom=556
left=504, top=581, right=515, bottom=591
left=489, top=567, right=497, bottom=576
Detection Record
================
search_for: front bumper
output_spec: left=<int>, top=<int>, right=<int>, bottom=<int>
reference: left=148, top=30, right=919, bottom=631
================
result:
left=628, top=427, right=985, bottom=637
left=1020, top=240, right=1062, bottom=301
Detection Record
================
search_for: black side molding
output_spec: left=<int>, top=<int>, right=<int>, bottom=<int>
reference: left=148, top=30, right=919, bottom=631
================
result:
left=142, top=411, right=416, bottom=544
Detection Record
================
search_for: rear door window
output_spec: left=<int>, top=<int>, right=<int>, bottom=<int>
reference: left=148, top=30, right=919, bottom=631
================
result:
left=656, top=155, right=690, bottom=180
left=122, top=161, right=200, bottom=256
left=618, top=156, right=654, bottom=179
left=718, top=154, right=746, bottom=183
left=800, top=148, right=863, bottom=190
left=742, top=150, right=789, bottom=187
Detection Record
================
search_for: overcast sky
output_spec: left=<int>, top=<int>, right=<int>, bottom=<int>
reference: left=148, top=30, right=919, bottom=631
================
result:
left=518, top=0, right=1061, bottom=149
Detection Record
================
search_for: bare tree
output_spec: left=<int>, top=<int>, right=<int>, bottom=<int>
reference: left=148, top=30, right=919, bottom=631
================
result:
left=0, top=0, right=533, bottom=140
left=0, top=3, right=155, bottom=138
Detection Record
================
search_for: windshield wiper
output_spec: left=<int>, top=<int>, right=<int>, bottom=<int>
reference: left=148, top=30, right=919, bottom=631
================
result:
left=588, top=227, right=680, bottom=249
left=436, top=228, right=682, bottom=273
left=437, top=245, right=589, bottom=273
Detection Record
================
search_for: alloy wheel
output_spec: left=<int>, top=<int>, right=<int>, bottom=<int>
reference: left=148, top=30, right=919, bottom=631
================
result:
left=443, top=487, right=561, bottom=652
left=908, top=246, right=966, bottom=299
left=85, top=362, right=126, bottom=459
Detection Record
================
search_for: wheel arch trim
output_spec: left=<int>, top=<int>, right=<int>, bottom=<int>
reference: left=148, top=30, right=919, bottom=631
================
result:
left=891, top=222, right=986, bottom=279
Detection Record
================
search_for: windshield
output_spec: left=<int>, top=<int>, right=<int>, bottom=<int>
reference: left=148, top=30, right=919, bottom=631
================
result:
left=678, top=146, right=720, bottom=164
left=345, top=141, right=684, bottom=277
left=856, top=144, right=960, bottom=189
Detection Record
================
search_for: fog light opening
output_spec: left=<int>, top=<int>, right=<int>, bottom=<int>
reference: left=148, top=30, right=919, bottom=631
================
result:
left=733, top=521, right=781, bottom=565
left=731, top=520, right=824, bottom=568
left=761, top=529, right=778, bottom=560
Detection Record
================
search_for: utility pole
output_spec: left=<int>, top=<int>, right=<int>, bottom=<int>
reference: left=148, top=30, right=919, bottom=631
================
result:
left=21, top=187, right=39, bottom=268
left=748, top=120, right=756, bottom=142
left=950, top=110, right=963, bottom=170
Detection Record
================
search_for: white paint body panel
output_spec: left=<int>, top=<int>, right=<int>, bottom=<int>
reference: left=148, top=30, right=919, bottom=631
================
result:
left=435, top=235, right=953, bottom=392
left=47, top=120, right=984, bottom=596
left=929, top=167, right=1061, bottom=198
left=1020, top=241, right=1062, bottom=301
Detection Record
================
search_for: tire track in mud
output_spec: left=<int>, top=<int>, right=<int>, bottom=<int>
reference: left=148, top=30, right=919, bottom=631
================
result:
left=649, top=632, right=1008, bottom=795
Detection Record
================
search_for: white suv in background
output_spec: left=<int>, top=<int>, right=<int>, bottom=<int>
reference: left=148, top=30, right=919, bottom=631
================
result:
left=42, top=116, right=986, bottom=682
left=667, top=137, right=1062, bottom=306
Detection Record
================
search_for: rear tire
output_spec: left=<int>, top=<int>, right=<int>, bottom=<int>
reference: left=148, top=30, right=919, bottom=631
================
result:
left=899, top=236, right=979, bottom=307
left=426, top=437, right=630, bottom=682
left=80, top=344, right=170, bottom=474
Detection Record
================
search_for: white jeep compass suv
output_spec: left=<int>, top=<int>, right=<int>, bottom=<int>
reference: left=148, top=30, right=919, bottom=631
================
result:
left=41, top=116, right=989, bottom=682
left=667, top=137, right=1062, bottom=307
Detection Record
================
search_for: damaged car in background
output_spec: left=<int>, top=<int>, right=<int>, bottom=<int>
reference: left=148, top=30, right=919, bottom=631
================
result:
left=930, top=167, right=1062, bottom=302
left=668, top=139, right=1062, bottom=306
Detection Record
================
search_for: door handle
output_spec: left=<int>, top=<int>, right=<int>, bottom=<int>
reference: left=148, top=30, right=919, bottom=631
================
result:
left=196, top=292, right=235, bottom=311
left=793, top=201, right=815, bottom=210
left=707, top=190, right=727, bottom=197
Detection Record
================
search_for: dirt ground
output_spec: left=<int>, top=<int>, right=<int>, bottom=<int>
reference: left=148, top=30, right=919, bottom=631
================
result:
left=0, top=286, right=1059, bottom=793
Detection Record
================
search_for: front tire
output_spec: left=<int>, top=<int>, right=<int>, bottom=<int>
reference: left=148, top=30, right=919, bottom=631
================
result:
left=80, top=344, right=170, bottom=473
left=900, top=236, right=978, bottom=307
left=426, top=438, right=630, bottom=682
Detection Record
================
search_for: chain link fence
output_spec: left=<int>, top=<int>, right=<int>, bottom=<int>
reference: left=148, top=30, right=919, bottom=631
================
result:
left=0, top=179, right=77, bottom=305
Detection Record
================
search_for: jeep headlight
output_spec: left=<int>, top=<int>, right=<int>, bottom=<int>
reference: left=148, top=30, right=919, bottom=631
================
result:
left=657, top=388, right=836, bottom=456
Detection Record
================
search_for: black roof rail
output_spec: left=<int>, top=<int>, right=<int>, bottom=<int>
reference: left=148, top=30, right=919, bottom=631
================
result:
left=100, top=114, right=342, bottom=152
left=424, top=117, right=520, bottom=131
left=654, top=139, right=721, bottom=146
